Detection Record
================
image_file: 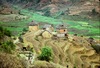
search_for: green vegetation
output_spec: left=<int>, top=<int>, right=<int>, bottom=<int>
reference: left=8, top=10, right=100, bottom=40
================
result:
left=0, top=26, right=12, bottom=38
left=0, top=26, right=15, bottom=53
left=0, top=6, right=99, bottom=38
left=0, top=41, right=16, bottom=53
left=38, top=46, right=53, bottom=62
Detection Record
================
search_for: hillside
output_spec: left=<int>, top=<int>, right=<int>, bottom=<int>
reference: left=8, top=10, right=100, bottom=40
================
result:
left=22, top=30, right=100, bottom=68
left=0, top=0, right=100, bottom=68
left=0, top=0, right=100, bottom=16
left=0, top=52, right=24, bottom=68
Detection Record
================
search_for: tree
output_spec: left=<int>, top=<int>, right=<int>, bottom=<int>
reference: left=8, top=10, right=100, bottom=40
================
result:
left=38, top=46, right=52, bottom=62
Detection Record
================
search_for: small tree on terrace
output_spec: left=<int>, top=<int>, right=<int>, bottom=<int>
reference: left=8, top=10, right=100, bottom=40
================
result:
left=38, top=46, right=52, bottom=62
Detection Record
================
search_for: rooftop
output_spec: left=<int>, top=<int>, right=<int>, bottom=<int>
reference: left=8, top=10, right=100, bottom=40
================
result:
left=56, top=24, right=67, bottom=29
left=29, top=21, right=38, bottom=26
left=43, top=24, right=53, bottom=28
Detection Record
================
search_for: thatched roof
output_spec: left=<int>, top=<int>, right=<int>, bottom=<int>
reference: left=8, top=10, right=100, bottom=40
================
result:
left=43, top=24, right=53, bottom=29
left=29, top=21, right=38, bottom=26
left=56, top=24, right=67, bottom=29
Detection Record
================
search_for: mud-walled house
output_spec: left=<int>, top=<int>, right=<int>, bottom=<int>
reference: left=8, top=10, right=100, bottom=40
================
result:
left=42, top=24, right=54, bottom=32
left=28, top=21, right=39, bottom=32
left=41, top=24, right=54, bottom=38
left=56, top=24, right=68, bottom=38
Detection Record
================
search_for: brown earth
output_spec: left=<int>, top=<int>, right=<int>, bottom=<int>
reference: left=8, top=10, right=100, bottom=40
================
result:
left=0, top=52, right=24, bottom=68
left=22, top=30, right=100, bottom=68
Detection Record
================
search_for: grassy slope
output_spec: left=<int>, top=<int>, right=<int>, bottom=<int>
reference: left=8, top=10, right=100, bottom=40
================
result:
left=0, top=7, right=99, bottom=38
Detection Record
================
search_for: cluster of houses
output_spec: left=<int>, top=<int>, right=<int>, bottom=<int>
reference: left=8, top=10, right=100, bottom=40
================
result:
left=28, top=20, right=68, bottom=39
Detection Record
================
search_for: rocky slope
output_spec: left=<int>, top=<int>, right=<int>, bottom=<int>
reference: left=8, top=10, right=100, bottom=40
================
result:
left=22, top=30, right=100, bottom=68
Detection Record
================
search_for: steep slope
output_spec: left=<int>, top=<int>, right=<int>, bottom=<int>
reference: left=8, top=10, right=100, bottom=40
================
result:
left=0, top=52, right=24, bottom=68
left=22, top=30, right=100, bottom=68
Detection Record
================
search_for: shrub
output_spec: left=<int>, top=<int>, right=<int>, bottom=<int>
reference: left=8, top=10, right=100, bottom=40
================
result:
left=0, top=31, right=4, bottom=38
left=0, top=26, right=3, bottom=32
left=38, top=46, right=52, bottom=62
left=23, top=28, right=28, bottom=32
left=0, top=41, right=16, bottom=53
left=4, top=29, right=12, bottom=37
left=0, top=26, right=4, bottom=38
left=0, top=26, right=12, bottom=38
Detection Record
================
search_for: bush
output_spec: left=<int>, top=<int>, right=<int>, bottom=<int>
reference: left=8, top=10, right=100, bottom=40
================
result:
left=38, top=46, right=52, bottom=62
left=0, top=41, right=16, bottom=53
left=0, top=26, right=3, bottom=32
left=0, top=26, right=12, bottom=38
left=23, top=28, right=28, bottom=32
left=0, top=31, right=4, bottom=38
left=4, top=29, right=12, bottom=37
left=0, top=26, right=4, bottom=38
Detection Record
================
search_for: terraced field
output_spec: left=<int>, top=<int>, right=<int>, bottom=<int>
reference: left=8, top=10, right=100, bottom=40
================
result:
left=22, top=30, right=100, bottom=68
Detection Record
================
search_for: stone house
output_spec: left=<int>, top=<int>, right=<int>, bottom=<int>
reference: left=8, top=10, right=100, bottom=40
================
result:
left=42, top=24, right=54, bottom=32
left=28, top=21, right=39, bottom=32
left=42, top=30, right=53, bottom=39
left=56, top=24, right=67, bottom=34
left=56, top=24, right=68, bottom=38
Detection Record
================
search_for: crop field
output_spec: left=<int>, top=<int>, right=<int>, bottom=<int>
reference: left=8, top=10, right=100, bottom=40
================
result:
left=0, top=9, right=99, bottom=38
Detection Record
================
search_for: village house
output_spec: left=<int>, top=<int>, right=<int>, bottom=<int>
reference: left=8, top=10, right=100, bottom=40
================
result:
left=56, top=24, right=68, bottom=38
left=28, top=21, right=69, bottom=39
left=28, top=21, right=39, bottom=32
left=42, top=30, right=53, bottom=39
left=42, top=24, right=54, bottom=32
left=41, top=24, right=54, bottom=38
left=56, top=24, right=67, bottom=33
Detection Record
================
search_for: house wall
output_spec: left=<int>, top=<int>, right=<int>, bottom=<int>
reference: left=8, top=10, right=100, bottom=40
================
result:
left=42, top=31, right=52, bottom=38
left=46, top=27, right=54, bottom=32
left=57, top=34, right=65, bottom=38
left=58, top=29, right=67, bottom=33
left=29, top=26, right=39, bottom=31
